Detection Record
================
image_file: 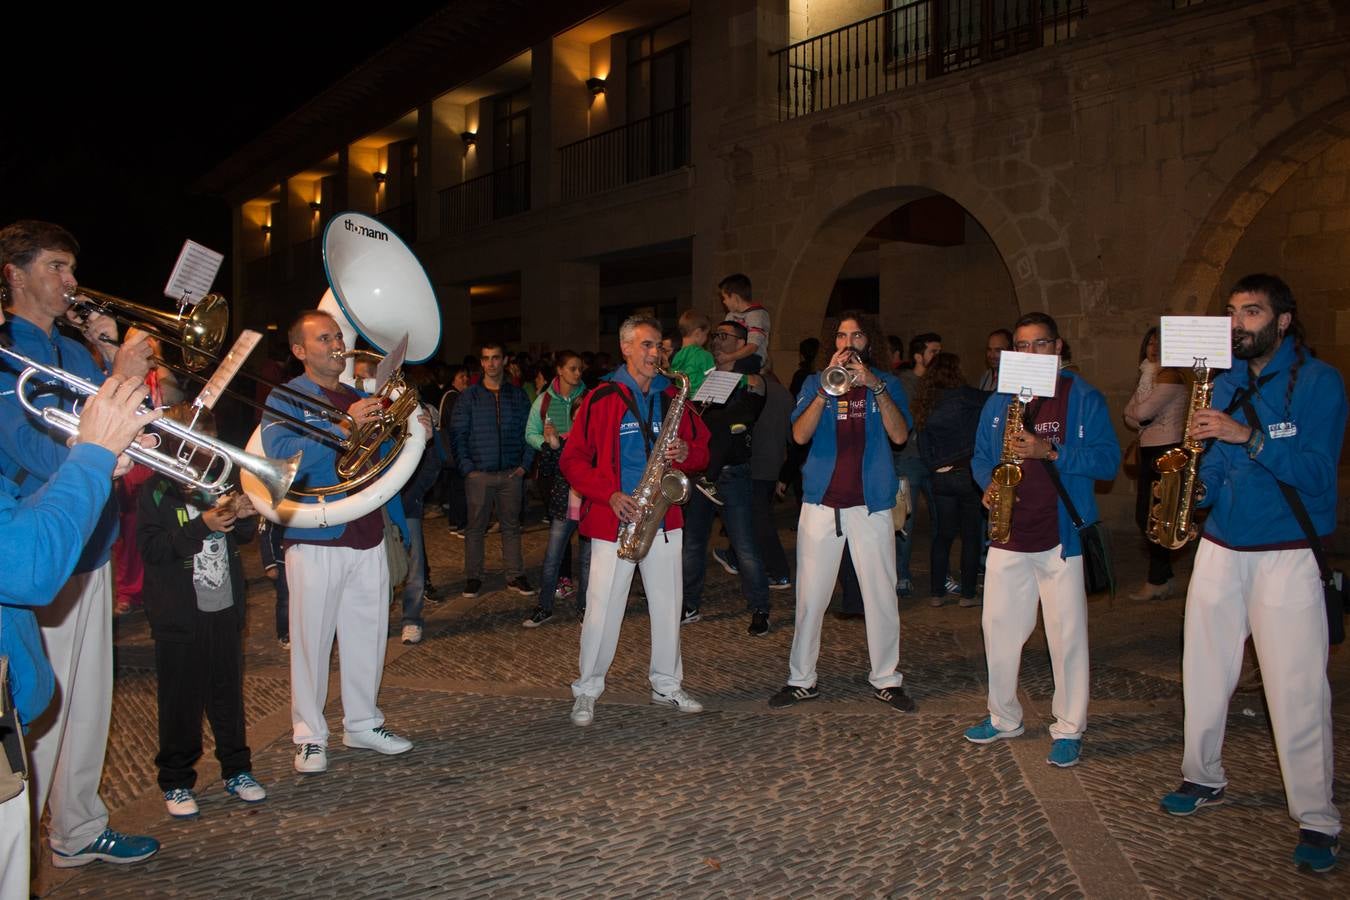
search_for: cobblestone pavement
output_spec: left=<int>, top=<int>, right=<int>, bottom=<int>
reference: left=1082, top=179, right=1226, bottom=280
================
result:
left=41, top=505, right=1350, bottom=898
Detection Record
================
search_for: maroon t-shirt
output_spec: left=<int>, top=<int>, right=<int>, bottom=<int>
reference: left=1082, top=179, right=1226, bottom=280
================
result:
left=284, top=382, right=384, bottom=551
left=1001, top=376, right=1071, bottom=554
left=821, top=387, right=868, bottom=509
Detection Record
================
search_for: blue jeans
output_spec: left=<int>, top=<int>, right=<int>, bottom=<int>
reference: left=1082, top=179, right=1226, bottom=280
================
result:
left=682, top=463, right=769, bottom=614
left=401, top=517, right=427, bottom=627
left=539, top=517, right=591, bottom=612
left=893, top=455, right=932, bottom=582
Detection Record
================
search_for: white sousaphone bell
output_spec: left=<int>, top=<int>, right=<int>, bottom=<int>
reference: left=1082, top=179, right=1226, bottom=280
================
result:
left=242, top=212, right=442, bottom=527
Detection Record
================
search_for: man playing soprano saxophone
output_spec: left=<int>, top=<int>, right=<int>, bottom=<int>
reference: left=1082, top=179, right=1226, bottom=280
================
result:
left=966, top=312, right=1118, bottom=768
left=559, top=316, right=709, bottom=726
left=1159, top=275, right=1345, bottom=874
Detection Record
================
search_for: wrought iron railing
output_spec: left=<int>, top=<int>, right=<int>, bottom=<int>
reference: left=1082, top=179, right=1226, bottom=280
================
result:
left=439, top=163, right=530, bottom=235
left=559, top=105, right=691, bottom=201
left=774, top=0, right=1087, bottom=120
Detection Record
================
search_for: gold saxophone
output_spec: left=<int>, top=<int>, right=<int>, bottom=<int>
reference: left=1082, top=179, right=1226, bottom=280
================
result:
left=987, top=396, right=1026, bottom=543
left=616, top=369, right=692, bottom=561
left=1146, top=365, right=1213, bottom=549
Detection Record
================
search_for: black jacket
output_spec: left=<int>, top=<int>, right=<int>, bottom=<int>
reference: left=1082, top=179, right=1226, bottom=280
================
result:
left=136, top=477, right=256, bottom=643
left=918, top=386, right=990, bottom=471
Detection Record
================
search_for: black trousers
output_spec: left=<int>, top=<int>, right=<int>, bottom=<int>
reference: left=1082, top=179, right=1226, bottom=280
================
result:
left=154, top=608, right=251, bottom=791
left=1134, top=443, right=1179, bottom=585
left=929, top=469, right=982, bottom=598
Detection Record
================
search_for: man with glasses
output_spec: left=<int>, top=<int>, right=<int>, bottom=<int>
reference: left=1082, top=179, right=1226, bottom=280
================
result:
left=681, top=321, right=771, bottom=634
left=450, top=341, right=535, bottom=598
left=965, top=312, right=1119, bottom=768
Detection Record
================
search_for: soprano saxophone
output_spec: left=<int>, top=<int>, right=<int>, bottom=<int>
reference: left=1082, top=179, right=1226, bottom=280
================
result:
left=987, top=396, right=1026, bottom=543
left=616, top=369, right=692, bottom=562
left=1146, top=364, right=1213, bottom=550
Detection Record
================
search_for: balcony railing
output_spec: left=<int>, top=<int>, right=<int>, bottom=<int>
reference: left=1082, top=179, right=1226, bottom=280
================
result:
left=559, top=105, right=691, bottom=201
left=774, top=0, right=1087, bottom=120
left=439, top=163, right=531, bottom=235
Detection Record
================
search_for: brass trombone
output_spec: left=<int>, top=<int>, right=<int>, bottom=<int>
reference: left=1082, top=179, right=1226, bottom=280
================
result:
left=0, top=344, right=301, bottom=506
left=65, top=287, right=230, bottom=371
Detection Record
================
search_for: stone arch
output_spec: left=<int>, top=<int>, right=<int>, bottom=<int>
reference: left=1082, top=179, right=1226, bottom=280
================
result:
left=1168, top=98, right=1350, bottom=315
left=765, top=160, right=1109, bottom=373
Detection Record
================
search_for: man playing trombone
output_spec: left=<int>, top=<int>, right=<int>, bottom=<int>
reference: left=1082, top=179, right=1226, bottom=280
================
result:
left=0, top=219, right=160, bottom=869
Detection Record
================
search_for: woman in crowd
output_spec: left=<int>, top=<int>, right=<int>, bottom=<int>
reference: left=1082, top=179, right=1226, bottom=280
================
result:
left=1122, top=326, right=1189, bottom=600
left=913, top=352, right=988, bottom=608
left=522, top=351, right=590, bottom=627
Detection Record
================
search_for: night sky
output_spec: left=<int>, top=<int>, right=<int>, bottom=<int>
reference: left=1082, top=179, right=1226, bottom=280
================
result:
left=2, top=4, right=447, bottom=302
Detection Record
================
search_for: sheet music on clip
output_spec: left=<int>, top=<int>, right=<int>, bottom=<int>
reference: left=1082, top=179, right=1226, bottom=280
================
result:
left=1159, top=316, right=1232, bottom=370
left=996, top=351, right=1060, bottom=399
left=691, top=369, right=741, bottom=405
left=163, top=240, right=224, bottom=306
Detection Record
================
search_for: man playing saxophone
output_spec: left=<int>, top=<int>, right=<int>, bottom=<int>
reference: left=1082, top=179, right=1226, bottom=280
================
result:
left=767, top=311, right=914, bottom=713
left=1159, top=275, right=1345, bottom=874
left=559, top=316, right=709, bottom=726
left=966, top=312, right=1118, bottom=768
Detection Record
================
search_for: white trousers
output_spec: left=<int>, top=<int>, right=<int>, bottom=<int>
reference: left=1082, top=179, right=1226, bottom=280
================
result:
left=982, top=546, right=1088, bottom=740
left=285, top=543, right=391, bottom=745
left=1182, top=540, right=1339, bottom=836
left=788, top=503, right=903, bottom=690
left=573, top=531, right=684, bottom=699
left=0, top=786, right=29, bottom=900
left=28, top=564, right=112, bottom=855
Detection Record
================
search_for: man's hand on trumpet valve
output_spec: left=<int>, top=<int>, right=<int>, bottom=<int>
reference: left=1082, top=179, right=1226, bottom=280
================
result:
left=75, top=374, right=162, bottom=457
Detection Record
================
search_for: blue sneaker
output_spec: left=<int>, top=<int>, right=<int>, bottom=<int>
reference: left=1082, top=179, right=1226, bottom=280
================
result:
left=964, top=717, right=1025, bottom=744
left=51, top=827, right=160, bottom=868
left=1159, top=781, right=1226, bottom=816
left=1293, top=829, right=1338, bottom=873
left=1047, top=738, right=1082, bottom=768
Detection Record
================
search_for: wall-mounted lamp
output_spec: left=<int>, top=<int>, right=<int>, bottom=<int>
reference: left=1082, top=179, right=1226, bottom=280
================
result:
left=260, top=224, right=273, bottom=235
left=586, top=77, right=607, bottom=96
left=308, top=201, right=322, bottom=212
left=372, top=171, right=387, bottom=186
left=460, top=131, right=477, bottom=148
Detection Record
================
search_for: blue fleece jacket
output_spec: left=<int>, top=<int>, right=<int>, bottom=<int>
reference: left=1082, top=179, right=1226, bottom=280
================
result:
left=792, top=369, right=912, bottom=514
left=973, top=369, right=1120, bottom=558
left=0, top=314, right=119, bottom=572
left=261, top=374, right=408, bottom=544
left=0, top=443, right=115, bottom=726
left=450, top=381, right=534, bottom=476
left=1199, top=336, right=1347, bottom=546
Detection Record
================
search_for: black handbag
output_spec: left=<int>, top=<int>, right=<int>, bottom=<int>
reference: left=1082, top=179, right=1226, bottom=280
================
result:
left=1238, top=397, right=1346, bottom=645
left=1041, top=460, right=1116, bottom=598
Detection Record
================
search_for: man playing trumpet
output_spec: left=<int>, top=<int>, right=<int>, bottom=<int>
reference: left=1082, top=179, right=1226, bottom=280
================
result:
left=0, top=219, right=160, bottom=869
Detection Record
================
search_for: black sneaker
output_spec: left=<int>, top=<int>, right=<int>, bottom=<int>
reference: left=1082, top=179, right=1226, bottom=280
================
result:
left=462, top=578, right=482, bottom=598
left=522, top=606, right=553, bottom=628
left=874, top=685, right=916, bottom=712
left=507, top=576, right=536, bottom=596
left=694, top=476, right=724, bottom=506
left=768, top=684, right=819, bottom=708
left=680, top=606, right=701, bottom=625
left=747, top=611, right=769, bottom=636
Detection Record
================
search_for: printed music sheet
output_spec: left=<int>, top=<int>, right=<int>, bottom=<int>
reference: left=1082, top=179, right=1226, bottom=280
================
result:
left=1160, top=316, right=1232, bottom=369
left=996, top=351, right=1059, bottom=398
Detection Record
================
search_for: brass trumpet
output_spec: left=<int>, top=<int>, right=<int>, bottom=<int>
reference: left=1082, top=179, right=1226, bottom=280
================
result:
left=0, top=345, right=300, bottom=506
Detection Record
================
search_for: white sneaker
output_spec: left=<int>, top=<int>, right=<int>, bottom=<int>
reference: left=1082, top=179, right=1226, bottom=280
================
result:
left=294, top=743, right=328, bottom=774
left=570, top=695, right=595, bottom=726
left=401, top=624, right=423, bottom=645
left=651, top=688, right=703, bottom=713
left=163, top=788, right=198, bottom=818
left=342, top=726, right=413, bottom=755
left=223, top=772, right=267, bottom=803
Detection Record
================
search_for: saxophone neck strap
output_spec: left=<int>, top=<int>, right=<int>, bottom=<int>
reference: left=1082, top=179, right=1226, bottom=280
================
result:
left=615, top=383, right=662, bottom=456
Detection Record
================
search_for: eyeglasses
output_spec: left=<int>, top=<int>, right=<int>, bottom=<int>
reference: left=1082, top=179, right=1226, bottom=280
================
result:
left=1013, top=338, right=1056, bottom=352
left=712, top=331, right=740, bottom=341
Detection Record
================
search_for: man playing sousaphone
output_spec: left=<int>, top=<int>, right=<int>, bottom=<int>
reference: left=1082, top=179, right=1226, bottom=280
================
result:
left=262, top=310, right=418, bottom=774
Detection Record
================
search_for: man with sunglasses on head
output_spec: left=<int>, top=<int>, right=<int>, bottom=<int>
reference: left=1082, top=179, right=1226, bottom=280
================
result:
left=965, top=312, right=1119, bottom=769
